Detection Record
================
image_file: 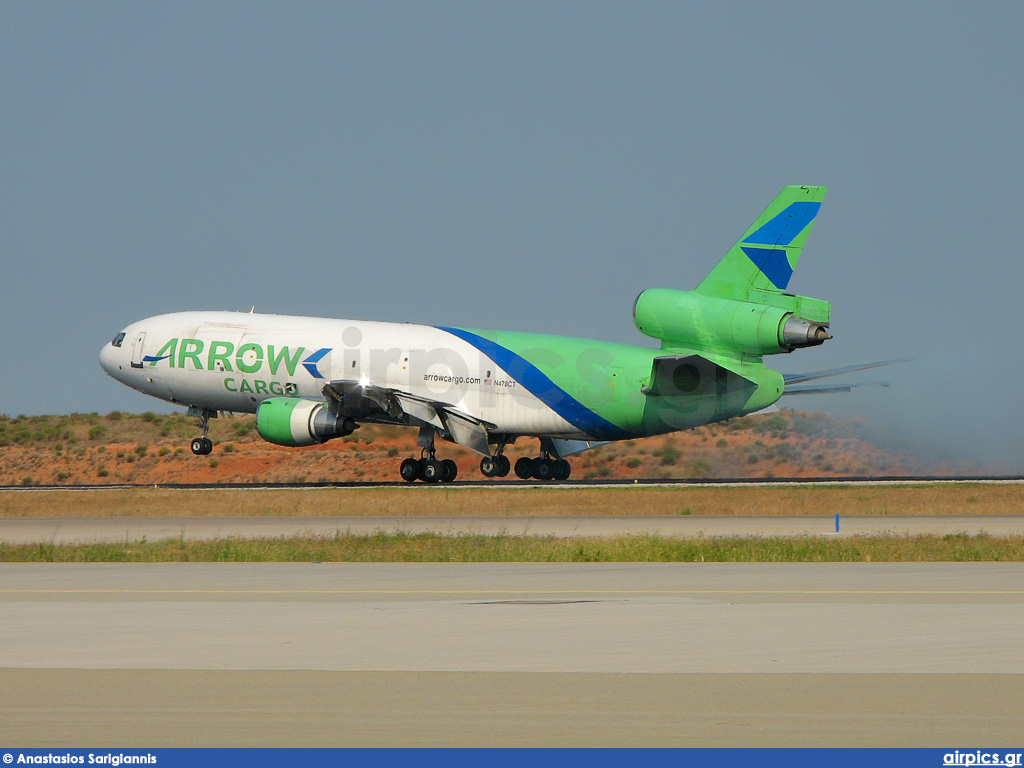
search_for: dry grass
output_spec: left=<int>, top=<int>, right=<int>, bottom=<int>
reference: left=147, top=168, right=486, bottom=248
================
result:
left=4, top=532, right=1023, bottom=562
left=1, top=483, right=1022, bottom=518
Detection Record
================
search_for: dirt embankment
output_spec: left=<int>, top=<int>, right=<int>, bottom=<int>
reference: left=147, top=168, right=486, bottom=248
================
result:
left=0, top=409, right=968, bottom=486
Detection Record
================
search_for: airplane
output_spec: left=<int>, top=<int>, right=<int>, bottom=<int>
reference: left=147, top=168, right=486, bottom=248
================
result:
left=99, top=184, right=871, bottom=482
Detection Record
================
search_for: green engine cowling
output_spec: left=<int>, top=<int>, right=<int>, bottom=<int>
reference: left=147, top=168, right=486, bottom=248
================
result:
left=256, top=397, right=357, bottom=447
left=632, top=288, right=831, bottom=355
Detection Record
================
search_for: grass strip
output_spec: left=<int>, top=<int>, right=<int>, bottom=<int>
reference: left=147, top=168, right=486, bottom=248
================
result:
left=4, top=484, right=1024, bottom=518
left=3, top=532, right=1024, bottom=563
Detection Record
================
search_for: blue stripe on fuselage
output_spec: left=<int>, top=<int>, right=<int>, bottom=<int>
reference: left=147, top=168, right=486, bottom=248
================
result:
left=435, top=326, right=630, bottom=440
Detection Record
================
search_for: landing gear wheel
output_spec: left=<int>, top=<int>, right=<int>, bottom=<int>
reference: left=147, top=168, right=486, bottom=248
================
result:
left=553, top=459, right=571, bottom=481
left=400, top=458, right=420, bottom=483
left=495, top=455, right=511, bottom=477
left=480, top=456, right=498, bottom=478
left=420, top=459, right=443, bottom=483
left=514, top=457, right=535, bottom=480
left=191, top=437, right=213, bottom=456
left=441, top=459, right=458, bottom=483
left=534, top=458, right=555, bottom=481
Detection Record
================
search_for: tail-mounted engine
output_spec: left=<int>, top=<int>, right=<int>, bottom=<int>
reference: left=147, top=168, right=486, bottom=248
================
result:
left=633, top=288, right=831, bottom=355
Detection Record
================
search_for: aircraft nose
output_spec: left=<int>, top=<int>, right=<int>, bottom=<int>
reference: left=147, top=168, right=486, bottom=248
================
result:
left=99, top=343, right=119, bottom=377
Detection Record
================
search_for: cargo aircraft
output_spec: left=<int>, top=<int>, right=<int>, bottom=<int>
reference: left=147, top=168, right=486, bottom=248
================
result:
left=100, top=185, right=875, bottom=482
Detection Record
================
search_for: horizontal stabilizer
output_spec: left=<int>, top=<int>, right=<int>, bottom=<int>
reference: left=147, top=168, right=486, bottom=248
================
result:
left=643, top=354, right=756, bottom=398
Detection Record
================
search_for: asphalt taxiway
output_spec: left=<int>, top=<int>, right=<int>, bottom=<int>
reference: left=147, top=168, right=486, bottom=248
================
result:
left=2, top=562, right=1022, bottom=746
left=4, top=514, right=1024, bottom=544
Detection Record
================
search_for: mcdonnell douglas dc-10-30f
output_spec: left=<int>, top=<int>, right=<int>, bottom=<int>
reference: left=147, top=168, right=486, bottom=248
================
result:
left=101, top=185, right=880, bottom=482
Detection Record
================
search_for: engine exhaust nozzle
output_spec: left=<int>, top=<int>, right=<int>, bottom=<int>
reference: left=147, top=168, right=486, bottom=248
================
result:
left=782, top=315, right=832, bottom=349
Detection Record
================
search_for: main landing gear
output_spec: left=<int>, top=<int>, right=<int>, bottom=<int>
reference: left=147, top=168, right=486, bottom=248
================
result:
left=399, top=430, right=457, bottom=483
left=399, top=454, right=458, bottom=483
left=189, top=407, right=215, bottom=456
left=514, top=454, right=571, bottom=481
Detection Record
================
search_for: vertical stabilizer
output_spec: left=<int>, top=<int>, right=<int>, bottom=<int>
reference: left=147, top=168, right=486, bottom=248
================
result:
left=695, top=185, right=827, bottom=301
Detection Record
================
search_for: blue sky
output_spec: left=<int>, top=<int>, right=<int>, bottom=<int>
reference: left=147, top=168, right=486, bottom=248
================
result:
left=3, top=2, right=1022, bottom=468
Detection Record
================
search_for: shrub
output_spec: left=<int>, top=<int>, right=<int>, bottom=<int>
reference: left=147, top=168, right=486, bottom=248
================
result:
left=689, top=460, right=712, bottom=477
left=135, top=444, right=148, bottom=457
left=209, top=459, right=219, bottom=468
left=222, top=443, right=235, bottom=453
left=88, top=425, right=107, bottom=440
left=658, top=445, right=681, bottom=466
left=625, top=457, right=642, bottom=468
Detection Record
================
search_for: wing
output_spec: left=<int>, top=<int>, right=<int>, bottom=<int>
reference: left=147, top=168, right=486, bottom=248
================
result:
left=782, top=357, right=910, bottom=386
left=780, top=357, right=910, bottom=396
left=321, top=380, right=495, bottom=456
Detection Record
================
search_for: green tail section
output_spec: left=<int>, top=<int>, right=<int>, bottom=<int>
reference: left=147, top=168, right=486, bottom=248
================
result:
left=696, top=185, right=828, bottom=305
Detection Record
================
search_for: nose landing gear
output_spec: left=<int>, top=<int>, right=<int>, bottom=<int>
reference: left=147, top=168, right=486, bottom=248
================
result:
left=189, top=407, right=216, bottom=456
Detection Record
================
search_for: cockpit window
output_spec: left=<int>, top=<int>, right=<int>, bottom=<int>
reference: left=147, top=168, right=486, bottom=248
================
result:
left=111, top=332, right=126, bottom=348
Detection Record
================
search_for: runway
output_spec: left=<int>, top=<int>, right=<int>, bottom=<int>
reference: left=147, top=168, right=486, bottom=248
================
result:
left=2, top=562, right=1023, bottom=746
left=4, top=514, right=1024, bottom=544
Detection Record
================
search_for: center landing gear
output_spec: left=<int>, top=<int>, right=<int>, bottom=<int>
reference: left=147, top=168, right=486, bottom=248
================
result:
left=399, top=429, right=457, bottom=483
left=189, top=407, right=216, bottom=456
left=514, top=454, right=571, bottom=481
left=479, top=454, right=511, bottom=478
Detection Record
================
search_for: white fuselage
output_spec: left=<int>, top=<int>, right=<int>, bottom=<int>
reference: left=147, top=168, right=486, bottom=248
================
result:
left=99, top=311, right=589, bottom=439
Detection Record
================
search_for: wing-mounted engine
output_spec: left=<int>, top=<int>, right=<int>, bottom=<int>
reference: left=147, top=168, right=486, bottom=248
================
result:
left=255, top=397, right=357, bottom=447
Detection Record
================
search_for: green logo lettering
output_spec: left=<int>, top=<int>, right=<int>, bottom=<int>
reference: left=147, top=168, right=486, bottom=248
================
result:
left=178, top=339, right=204, bottom=370
left=149, top=338, right=178, bottom=367
left=267, top=345, right=305, bottom=376
left=208, top=341, right=235, bottom=372
left=236, top=343, right=264, bottom=374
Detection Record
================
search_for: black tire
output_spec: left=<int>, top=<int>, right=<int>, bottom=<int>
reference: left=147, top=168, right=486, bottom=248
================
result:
left=441, top=459, right=458, bottom=483
left=190, top=438, right=206, bottom=456
left=479, top=456, right=497, bottom=477
left=202, top=437, right=214, bottom=455
left=420, top=459, right=443, bottom=483
left=514, top=457, right=535, bottom=480
left=495, top=455, right=511, bottom=477
left=553, top=459, right=571, bottom=481
left=400, top=458, right=420, bottom=482
left=534, top=458, right=554, bottom=481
